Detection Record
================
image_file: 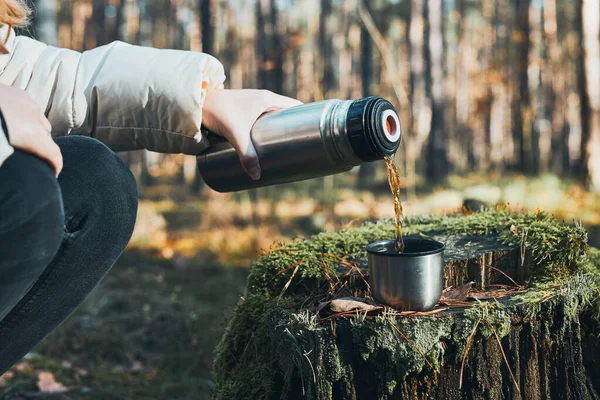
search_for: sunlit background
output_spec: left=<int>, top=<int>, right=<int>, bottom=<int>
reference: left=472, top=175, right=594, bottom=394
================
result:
left=2, top=0, right=600, bottom=398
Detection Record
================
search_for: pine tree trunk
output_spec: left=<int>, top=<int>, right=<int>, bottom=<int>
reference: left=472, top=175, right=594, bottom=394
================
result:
left=512, top=0, right=530, bottom=173
left=33, top=0, right=58, bottom=46
left=190, top=0, right=214, bottom=194
left=357, top=0, right=378, bottom=189
left=425, top=0, right=448, bottom=182
left=581, top=0, right=600, bottom=191
left=319, top=0, right=334, bottom=98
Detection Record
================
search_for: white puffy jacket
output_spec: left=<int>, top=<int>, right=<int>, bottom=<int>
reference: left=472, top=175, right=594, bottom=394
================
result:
left=0, top=25, right=226, bottom=167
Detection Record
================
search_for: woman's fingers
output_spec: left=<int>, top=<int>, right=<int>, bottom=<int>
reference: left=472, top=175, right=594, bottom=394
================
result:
left=237, top=140, right=261, bottom=180
left=226, top=120, right=261, bottom=180
left=45, top=139, right=63, bottom=177
left=27, top=131, right=63, bottom=177
left=40, top=112, right=52, bottom=133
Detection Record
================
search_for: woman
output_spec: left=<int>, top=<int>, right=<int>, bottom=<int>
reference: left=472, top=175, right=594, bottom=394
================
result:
left=0, top=0, right=301, bottom=374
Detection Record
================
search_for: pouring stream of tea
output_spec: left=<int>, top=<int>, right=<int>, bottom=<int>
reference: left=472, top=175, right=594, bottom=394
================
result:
left=384, top=156, right=405, bottom=253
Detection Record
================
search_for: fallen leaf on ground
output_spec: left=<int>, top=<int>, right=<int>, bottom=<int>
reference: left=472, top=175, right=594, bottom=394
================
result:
left=440, top=282, right=475, bottom=301
left=14, top=362, right=33, bottom=373
left=0, top=371, right=14, bottom=386
left=330, top=297, right=382, bottom=313
left=37, top=371, right=68, bottom=393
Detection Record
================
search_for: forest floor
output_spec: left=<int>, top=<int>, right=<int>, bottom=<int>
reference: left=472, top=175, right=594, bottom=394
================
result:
left=1, top=171, right=600, bottom=400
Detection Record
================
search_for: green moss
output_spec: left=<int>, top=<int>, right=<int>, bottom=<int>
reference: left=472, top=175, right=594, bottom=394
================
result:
left=247, top=210, right=588, bottom=300
left=213, top=211, right=600, bottom=400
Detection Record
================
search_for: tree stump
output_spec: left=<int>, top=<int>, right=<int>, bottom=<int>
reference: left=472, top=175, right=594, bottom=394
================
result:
left=212, top=210, right=600, bottom=399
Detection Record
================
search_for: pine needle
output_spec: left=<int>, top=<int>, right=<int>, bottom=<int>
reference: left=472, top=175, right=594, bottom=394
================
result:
left=459, top=317, right=481, bottom=389
left=321, top=260, right=336, bottom=292
left=490, top=266, right=522, bottom=288
left=323, top=253, right=372, bottom=293
left=483, top=319, right=521, bottom=395
left=277, top=259, right=308, bottom=300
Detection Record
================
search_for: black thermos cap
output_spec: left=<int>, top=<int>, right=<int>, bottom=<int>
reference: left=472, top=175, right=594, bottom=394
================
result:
left=346, top=96, right=401, bottom=162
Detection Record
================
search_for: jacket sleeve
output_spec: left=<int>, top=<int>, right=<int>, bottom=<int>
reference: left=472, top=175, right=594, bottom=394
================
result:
left=0, top=31, right=226, bottom=155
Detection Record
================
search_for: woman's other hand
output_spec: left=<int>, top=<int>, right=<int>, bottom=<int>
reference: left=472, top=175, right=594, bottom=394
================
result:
left=0, top=85, right=63, bottom=176
left=201, top=89, right=302, bottom=180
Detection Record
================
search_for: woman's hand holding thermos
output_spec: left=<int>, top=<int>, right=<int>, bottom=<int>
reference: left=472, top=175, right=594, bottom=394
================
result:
left=201, top=89, right=302, bottom=181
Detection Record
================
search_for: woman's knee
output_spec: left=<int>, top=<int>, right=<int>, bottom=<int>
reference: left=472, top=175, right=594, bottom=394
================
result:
left=0, top=150, right=64, bottom=267
left=55, top=136, right=138, bottom=242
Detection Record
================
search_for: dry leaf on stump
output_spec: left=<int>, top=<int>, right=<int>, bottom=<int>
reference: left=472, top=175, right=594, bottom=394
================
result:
left=330, top=297, right=382, bottom=313
left=440, top=282, right=475, bottom=302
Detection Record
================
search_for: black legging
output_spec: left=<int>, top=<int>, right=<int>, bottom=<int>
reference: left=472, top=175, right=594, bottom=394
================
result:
left=0, top=136, right=138, bottom=374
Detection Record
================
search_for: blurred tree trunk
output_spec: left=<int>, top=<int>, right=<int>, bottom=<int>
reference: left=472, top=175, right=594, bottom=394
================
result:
left=407, top=0, right=426, bottom=187
left=222, top=5, right=237, bottom=82
left=530, top=3, right=543, bottom=175
left=92, top=0, right=107, bottom=46
left=576, top=0, right=588, bottom=180
left=33, top=0, right=58, bottom=45
left=137, top=0, right=155, bottom=187
left=270, top=0, right=283, bottom=94
left=201, top=0, right=214, bottom=59
left=256, top=0, right=266, bottom=88
left=580, top=0, right=600, bottom=191
left=140, top=151, right=155, bottom=187
left=512, top=0, right=531, bottom=173
left=455, top=0, right=476, bottom=171
left=190, top=0, right=214, bottom=194
left=256, top=0, right=282, bottom=93
left=547, top=0, right=571, bottom=175
left=357, top=0, right=377, bottom=188
left=489, top=0, right=510, bottom=173
left=319, top=0, right=334, bottom=98
left=137, top=0, right=152, bottom=46
left=107, top=0, right=123, bottom=43
left=425, top=0, right=447, bottom=182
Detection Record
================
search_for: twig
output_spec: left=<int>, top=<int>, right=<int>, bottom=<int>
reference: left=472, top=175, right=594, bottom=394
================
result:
left=460, top=317, right=481, bottom=389
left=387, top=318, right=435, bottom=371
left=320, top=311, right=372, bottom=321
left=303, top=349, right=317, bottom=386
left=356, top=3, right=409, bottom=111
left=350, top=263, right=371, bottom=293
left=321, top=260, right=336, bottom=292
left=276, top=258, right=308, bottom=276
left=483, top=320, right=521, bottom=395
left=489, top=266, right=522, bottom=288
left=520, top=230, right=528, bottom=268
left=398, top=307, right=449, bottom=317
left=540, top=294, right=556, bottom=303
left=324, top=253, right=372, bottom=293
left=278, top=259, right=307, bottom=300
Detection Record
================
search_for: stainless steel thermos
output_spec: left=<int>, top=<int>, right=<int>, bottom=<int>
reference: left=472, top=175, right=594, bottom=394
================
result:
left=196, top=96, right=401, bottom=192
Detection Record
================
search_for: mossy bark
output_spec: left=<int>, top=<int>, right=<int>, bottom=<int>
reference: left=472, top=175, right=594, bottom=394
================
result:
left=212, top=211, right=600, bottom=399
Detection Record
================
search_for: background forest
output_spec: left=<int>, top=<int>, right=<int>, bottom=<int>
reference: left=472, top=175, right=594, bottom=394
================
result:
left=24, top=0, right=600, bottom=190
left=2, top=0, right=600, bottom=399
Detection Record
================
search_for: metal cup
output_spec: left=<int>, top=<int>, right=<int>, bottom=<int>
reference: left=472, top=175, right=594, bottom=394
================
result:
left=367, top=238, right=445, bottom=311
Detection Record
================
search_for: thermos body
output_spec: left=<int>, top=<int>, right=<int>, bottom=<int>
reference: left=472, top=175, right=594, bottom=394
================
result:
left=196, top=96, right=401, bottom=193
